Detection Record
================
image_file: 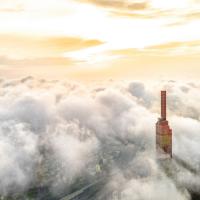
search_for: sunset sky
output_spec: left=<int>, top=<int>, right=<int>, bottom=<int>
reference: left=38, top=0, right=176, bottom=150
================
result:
left=0, top=0, right=200, bottom=80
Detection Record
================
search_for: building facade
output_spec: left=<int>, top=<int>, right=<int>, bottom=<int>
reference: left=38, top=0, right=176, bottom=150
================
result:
left=156, top=91, right=172, bottom=159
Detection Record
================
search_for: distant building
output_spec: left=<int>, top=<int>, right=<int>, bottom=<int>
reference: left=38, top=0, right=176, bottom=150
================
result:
left=156, top=91, right=172, bottom=159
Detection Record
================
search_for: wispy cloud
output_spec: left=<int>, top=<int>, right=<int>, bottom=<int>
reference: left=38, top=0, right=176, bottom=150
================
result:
left=147, top=40, right=200, bottom=50
left=0, top=56, right=74, bottom=67
left=0, top=34, right=104, bottom=74
left=0, top=34, right=103, bottom=58
left=0, top=7, right=23, bottom=12
left=78, top=0, right=148, bottom=10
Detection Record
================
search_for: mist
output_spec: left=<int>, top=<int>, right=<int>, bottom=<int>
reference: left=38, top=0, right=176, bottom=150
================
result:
left=0, top=78, right=200, bottom=199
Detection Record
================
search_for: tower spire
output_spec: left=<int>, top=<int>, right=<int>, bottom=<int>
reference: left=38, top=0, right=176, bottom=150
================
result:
left=161, top=91, right=166, bottom=120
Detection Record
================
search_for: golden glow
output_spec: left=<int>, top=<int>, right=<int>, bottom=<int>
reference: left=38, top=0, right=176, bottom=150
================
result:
left=0, top=0, right=200, bottom=80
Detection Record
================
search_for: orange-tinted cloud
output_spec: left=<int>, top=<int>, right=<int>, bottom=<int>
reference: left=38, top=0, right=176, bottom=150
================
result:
left=185, top=11, right=200, bottom=20
left=110, top=8, right=176, bottom=19
left=105, top=40, right=200, bottom=60
left=0, top=34, right=103, bottom=58
left=0, top=34, right=103, bottom=71
left=0, top=55, right=74, bottom=67
left=0, top=7, right=23, bottom=12
left=78, top=0, right=148, bottom=10
left=109, top=48, right=142, bottom=56
left=77, top=0, right=188, bottom=21
left=44, top=36, right=103, bottom=52
left=166, top=11, right=200, bottom=27
left=147, top=40, right=200, bottom=50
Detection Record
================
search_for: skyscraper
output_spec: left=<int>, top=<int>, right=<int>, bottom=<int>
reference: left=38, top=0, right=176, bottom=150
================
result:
left=156, top=91, right=172, bottom=159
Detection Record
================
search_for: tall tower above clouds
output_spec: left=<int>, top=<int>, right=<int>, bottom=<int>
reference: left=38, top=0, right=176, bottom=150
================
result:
left=156, top=91, right=172, bottom=159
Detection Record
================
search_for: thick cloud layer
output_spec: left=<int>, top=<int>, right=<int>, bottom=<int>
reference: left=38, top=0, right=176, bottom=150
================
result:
left=0, top=78, right=200, bottom=199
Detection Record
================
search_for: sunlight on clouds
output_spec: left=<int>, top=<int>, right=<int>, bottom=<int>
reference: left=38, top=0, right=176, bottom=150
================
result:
left=64, top=44, right=122, bottom=65
left=0, top=0, right=200, bottom=79
left=0, top=0, right=199, bottom=49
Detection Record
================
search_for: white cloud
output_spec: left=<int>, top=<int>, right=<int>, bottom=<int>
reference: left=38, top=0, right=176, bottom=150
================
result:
left=0, top=77, right=199, bottom=199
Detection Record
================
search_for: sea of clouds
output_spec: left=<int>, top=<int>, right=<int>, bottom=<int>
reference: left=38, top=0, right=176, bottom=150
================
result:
left=0, top=77, right=200, bottom=199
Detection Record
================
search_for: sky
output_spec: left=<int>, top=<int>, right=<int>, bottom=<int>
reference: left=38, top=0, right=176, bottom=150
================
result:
left=0, top=0, right=200, bottom=80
